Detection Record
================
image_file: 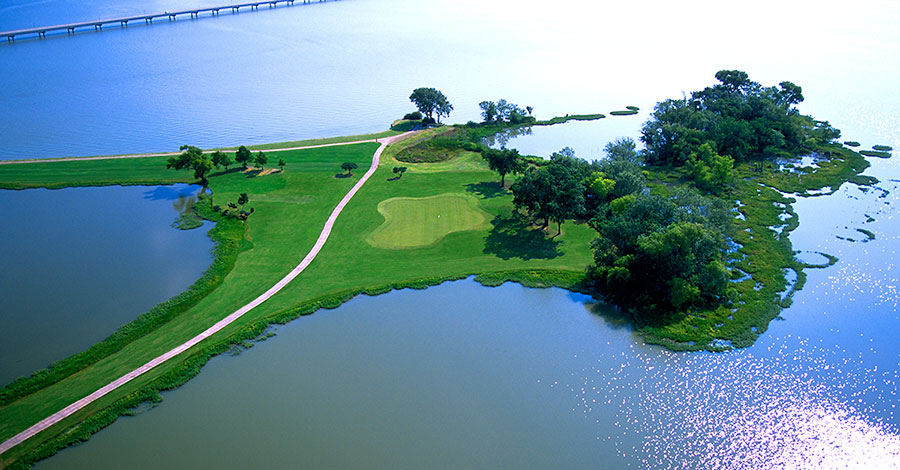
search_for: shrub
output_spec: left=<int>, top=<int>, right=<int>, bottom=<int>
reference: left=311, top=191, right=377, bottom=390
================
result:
left=844, top=141, right=861, bottom=147
left=872, top=145, right=893, bottom=151
left=403, top=111, right=423, bottom=120
left=422, top=116, right=436, bottom=125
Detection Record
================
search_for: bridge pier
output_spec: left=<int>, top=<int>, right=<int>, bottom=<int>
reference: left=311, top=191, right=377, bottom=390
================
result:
left=38, top=31, right=45, bottom=38
left=94, top=24, right=102, bottom=31
left=7, top=35, right=13, bottom=42
left=121, top=20, right=128, bottom=27
left=68, top=27, right=75, bottom=33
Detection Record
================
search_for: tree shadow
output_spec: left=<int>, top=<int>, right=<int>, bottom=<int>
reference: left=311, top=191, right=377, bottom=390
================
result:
left=483, top=213, right=562, bottom=260
left=387, top=176, right=401, bottom=181
left=209, top=167, right=243, bottom=178
left=465, top=181, right=506, bottom=199
left=334, top=173, right=352, bottom=179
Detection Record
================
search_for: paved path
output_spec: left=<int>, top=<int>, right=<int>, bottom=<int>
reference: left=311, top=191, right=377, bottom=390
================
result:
left=0, top=131, right=414, bottom=457
left=0, top=139, right=378, bottom=165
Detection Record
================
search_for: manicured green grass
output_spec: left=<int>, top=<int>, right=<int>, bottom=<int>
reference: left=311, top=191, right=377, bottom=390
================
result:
left=0, top=134, right=597, bottom=467
left=368, top=193, right=489, bottom=249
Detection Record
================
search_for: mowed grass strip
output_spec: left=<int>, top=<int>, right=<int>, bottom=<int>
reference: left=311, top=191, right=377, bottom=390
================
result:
left=368, top=193, right=489, bottom=249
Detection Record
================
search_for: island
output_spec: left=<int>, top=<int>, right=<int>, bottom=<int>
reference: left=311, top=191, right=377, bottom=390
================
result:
left=0, top=71, right=885, bottom=468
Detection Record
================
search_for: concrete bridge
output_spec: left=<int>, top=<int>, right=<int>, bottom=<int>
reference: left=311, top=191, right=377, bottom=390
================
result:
left=3, top=0, right=331, bottom=42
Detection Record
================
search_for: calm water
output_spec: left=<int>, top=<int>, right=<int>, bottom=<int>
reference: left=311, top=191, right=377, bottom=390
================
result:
left=0, top=185, right=213, bottom=386
left=4, top=0, right=900, bottom=468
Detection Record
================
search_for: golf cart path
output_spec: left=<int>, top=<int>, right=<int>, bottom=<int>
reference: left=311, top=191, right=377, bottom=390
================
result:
left=0, top=131, right=415, bottom=456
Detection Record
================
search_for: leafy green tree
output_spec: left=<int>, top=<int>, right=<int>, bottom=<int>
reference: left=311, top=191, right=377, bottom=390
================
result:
left=341, top=162, right=358, bottom=176
left=392, top=166, right=408, bottom=178
left=255, top=151, right=268, bottom=170
left=604, top=137, right=640, bottom=164
left=479, top=101, right=498, bottom=122
left=586, top=172, right=616, bottom=199
left=641, top=71, right=815, bottom=166
left=587, top=192, right=730, bottom=316
left=235, top=145, right=253, bottom=169
left=481, top=147, right=525, bottom=187
left=278, top=158, right=286, bottom=171
left=409, top=87, right=453, bottom=123
left=211, top=150, right=232, bottom=170
left=511, top=160, right=585, bottom=234
left=685, top=142, right=734, bottom=193
left=167, top=145, right=214, bottom=185
left=237, top=192, right=249, bottom=212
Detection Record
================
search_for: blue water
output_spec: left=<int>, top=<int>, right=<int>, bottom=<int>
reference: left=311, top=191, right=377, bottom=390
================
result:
left=0, top=184, right=214, bottom=386
left=4, top=0, right=900, bottom=468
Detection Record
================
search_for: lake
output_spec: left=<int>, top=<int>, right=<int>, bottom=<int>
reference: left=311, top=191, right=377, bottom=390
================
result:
left=3, top=0, right=900, bottom=468
left=0, top=185, right=213, bottom=386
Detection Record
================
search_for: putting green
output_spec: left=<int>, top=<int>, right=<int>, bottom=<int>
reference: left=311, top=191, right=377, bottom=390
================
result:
left=368, top=193, right=489, bottom=249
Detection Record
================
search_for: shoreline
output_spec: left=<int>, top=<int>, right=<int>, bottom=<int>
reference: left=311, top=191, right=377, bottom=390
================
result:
left=0, top=118, right=879, bottom=468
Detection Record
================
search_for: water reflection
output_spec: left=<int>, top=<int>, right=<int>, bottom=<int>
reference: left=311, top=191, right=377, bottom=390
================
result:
left=482, top=126, right=533, bottom=149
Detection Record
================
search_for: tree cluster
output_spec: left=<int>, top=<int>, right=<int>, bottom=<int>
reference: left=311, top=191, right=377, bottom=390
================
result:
left=479, top=99, right=534, bottom=124
left=481, top=147, right=525, bottom=187
left=586, top=187, right=732, bottom=316
left=641, top=70, right=838, bottom=168
left=167, top=145, right=213, bottom=185
left=409, top=87, right=453, bottom=124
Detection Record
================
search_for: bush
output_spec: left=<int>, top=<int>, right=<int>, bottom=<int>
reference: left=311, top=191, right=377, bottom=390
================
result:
left=462, top=142, right=482, bottom=152
left=422, top=116, right=436, bottom=125
left=844, top=141, right=861, bottom=147
left=403, top=111, right=423, bottom=120
left=872, top=144, right=893, bottom=151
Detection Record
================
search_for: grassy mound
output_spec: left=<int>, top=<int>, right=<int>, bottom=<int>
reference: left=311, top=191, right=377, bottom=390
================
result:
left=872, top=145, right=893, bottom=151
left=625, top=105, right=640, bottom=111
left=844, top=141, right=861, bottom=147
left=610, top=110, right=639, bottom=116
left=368, top=193, right=489, bottom=249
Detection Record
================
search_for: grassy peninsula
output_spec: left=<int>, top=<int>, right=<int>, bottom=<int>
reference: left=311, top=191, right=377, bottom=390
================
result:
left=0, top=77, right=880, bottom=467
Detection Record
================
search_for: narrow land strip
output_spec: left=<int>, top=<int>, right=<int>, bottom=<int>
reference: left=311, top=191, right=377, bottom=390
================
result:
left=0, top=131, right=413, bottom=456
left=0, top=139, right=376, bottom=165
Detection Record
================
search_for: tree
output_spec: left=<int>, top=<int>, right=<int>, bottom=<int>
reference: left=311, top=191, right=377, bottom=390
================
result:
left=481, top=147, right=525, bottom=187
left=341, top=162, right=358, bottom=176
left=604, top=137, right=640, bottom=164
left=278, top=158, right=286, bottom=171
left=587, top=192, right=730, bottom=316
left=255, top=151, right=268, bottom=170
left=777, top=81, right=804, bottom=106
left=479, top=101, right=498, bottom=122
left=685, top=142, right=734, bottom=194
left=409, top=87, right=453, bottom=123
left=511, top=161, right=585, bottom=234
left=237, top=192, right=249, bottom=212
left=167, top=145, right=214, bottom=185
left=392, top=166, right=408, bottom=178
left=235, top=145, right=253, bottom=169
left=526, top=106, right=534, bottom=116
left=211, top=150, right=232, bottom=170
